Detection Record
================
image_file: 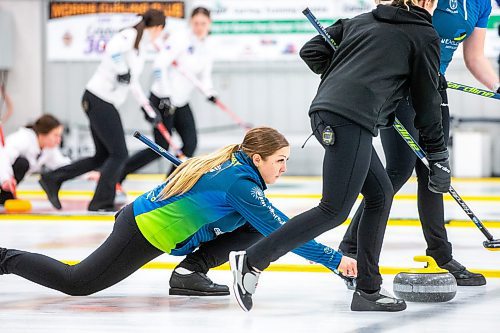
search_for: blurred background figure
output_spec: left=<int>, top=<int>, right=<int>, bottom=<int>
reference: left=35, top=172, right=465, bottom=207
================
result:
left=39, top=9, right=166, bottom=212
left=0, top=114, right=69, bottom=205
left=118, top=6, right=217, bottom=192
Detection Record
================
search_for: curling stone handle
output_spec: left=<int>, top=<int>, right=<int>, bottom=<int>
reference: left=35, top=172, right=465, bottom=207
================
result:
left=413, top=255, right=447, bottom=273
left=414, top=256, right=438, bottom=268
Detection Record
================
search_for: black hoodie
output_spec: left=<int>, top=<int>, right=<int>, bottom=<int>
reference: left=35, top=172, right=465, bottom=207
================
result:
left=300, top=5, right=445, bottom=153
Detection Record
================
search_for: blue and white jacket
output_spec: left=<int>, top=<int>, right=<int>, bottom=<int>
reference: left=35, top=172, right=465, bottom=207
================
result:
left=133, top=151, right=342, bottom=271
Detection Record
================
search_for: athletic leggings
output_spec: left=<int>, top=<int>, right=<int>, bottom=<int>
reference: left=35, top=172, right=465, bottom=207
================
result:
left=44, top=90, right=128, bottom=210
left=246, top=111, right=394, bottom=291
left=339, top=88, right=452, bottom=265
left=0, top=157, right=29, bottom=204
left=0, top=204, right=163, bottom=295
left=119, top=93, right=197, bottom=183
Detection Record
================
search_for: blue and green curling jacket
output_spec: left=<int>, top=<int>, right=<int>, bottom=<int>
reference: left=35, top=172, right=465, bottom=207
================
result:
left=133, top=151, right=342, bottom=271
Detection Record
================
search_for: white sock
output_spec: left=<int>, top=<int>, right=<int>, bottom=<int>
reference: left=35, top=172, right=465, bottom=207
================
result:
left=174, top=267, right=194, bottom=275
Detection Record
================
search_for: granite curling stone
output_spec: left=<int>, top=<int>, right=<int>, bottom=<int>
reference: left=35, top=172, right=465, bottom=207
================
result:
left=393, top=256, right=457, bottom=302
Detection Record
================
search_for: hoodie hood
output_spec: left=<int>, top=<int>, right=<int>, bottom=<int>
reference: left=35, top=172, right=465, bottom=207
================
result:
left=372, top=4, right=433, bottom=27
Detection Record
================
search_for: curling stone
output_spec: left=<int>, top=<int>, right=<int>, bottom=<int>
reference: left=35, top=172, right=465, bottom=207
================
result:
left=393, top=256, right=457, bottom=303
left=4, top=199, right=32, bottom=213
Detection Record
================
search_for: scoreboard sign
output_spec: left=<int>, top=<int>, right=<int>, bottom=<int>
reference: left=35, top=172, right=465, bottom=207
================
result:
left=49, top=1, right=184, bottom=19
left=47, top=1, right=185, bottom=61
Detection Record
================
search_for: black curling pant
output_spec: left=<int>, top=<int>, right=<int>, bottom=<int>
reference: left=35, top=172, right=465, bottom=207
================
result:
left=0, top=204, right=163, bottom=295
left=246, top=111, right=394, bottom=291
left=0, top=157, right=30, bottom=204
left=119, top=93, right=197, bottom=183
left=339, top=90, right=452, bottom=266
left=178, top=223, right=263, bottom=273
left=44, top=90, right=128, bottom=211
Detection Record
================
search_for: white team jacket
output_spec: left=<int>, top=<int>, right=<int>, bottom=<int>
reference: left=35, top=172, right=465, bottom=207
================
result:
left=86, top=28, right=150, bottom=108
left=150, top=30, right=215, bottom=107
left=0, top=127, right=71, bottom=183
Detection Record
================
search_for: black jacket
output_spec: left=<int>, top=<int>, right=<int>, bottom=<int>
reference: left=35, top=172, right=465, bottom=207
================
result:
left=300, top=5, right=445, bottom=153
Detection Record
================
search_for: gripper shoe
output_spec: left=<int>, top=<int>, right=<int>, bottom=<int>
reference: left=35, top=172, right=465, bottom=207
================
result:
left=229, top=251, right=260, bottom=312
left=351, top=289, right=407, bottom=312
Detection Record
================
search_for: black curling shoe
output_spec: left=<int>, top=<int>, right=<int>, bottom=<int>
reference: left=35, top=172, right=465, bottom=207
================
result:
left=39, top=175, right=62, bottom=210
left=351, top=289, right=407, bottom=312
left=169, top=271, right=230, bottom=296
left=439, top=259, right=486, bottom=286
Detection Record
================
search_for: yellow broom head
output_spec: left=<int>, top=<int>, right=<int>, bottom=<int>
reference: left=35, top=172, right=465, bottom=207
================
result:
left=4, top=199, right=32, bottom=213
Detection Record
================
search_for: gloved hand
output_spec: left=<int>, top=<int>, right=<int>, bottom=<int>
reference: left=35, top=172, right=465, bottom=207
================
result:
left=116, top=71, right=131, bottom=84
left=427, top=150, right=451, bottom=194
left=207, top=95, right=218, bottom=104
left=141, top=105, right=162, bottom=125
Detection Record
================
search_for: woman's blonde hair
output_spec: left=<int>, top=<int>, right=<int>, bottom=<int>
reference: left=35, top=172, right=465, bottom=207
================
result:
left=158, top=126, right=289, bottom=200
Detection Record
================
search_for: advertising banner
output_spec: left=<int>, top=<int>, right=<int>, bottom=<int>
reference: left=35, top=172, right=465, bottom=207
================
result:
left=47, top=0, right=499, bottom=61
left=47, top=1, right=185, bottom=61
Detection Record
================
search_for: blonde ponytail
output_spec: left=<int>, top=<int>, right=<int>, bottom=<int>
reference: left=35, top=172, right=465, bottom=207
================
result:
left=159, top=144, right=239, bottom=199
left=158, top=126, right=289, bottom=201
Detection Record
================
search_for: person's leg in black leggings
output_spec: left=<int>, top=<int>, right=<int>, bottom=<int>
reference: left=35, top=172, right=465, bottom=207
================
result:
left=246, top=111, right=393, bottom=293
left=86, top=96, right=128, bottom=210
left=118, top=93, right=174, bottom=184
left=416, top=88, right=452, bottom=266
left=0, top=157, right=30, bottom=204
left=173, top=104, right=197, bottom=158
left=41, top=91, right=127, bottom=210
left=418, top=84, right=484, bottom=285
left=339, top=98, right=417, bottom=255
left=169, top=223, right=263, bottom=296
left=0, top=204, right=163, bottom=295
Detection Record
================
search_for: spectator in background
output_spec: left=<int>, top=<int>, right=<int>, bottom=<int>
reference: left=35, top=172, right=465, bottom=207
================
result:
left=0, top=114, right=70, bottom=205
